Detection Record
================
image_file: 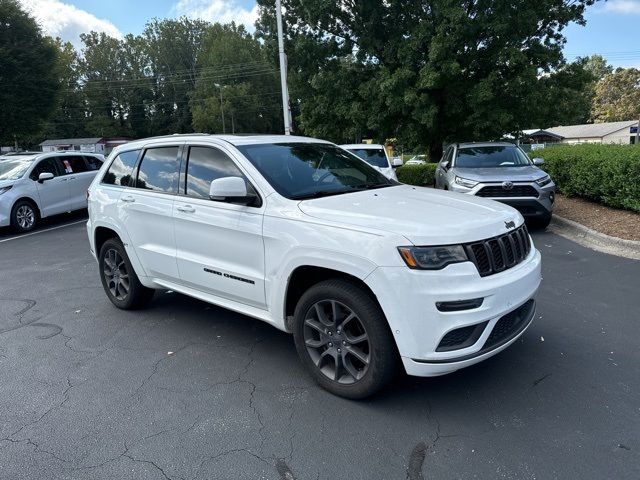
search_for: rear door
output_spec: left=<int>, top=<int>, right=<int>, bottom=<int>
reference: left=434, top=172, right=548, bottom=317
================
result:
left=173, top=143, right=266, bottom=308
left=59, top=155, right=98, bottom=210
left=29, top=157, right=70, bottom=217
left=119, top=145, right=182, bottom=281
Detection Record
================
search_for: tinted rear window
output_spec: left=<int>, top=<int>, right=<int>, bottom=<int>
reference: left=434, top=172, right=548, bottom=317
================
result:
left=347, top=148, right=389, bottom=168
left=85, top=155, right=103, bottom=170
left=135, top=147, right=180, bottom=194
left=102, top=150, right=139, bottom=187
left=61, top=156, right=88, bottom=173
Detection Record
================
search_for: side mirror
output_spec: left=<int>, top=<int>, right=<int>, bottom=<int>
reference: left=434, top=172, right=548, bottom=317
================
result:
left=391, top=157, right=403, bottom=168
left=533, top=158, right=544, bottom=166
left=441, top=160, right=450, bottom=170
left=38, top=172, right=54, bottom=183
left=209, top=176, right=254, bottom=204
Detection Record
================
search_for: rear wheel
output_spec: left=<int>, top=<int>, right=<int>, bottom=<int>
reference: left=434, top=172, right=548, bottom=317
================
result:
left=292, top=279, right=398, bottom=399
left=99, top=238, right=154, bottom=309
left=11, top=200, right=37, bottom=232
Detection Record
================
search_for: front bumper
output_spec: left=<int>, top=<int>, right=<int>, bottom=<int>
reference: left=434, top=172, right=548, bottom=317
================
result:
left=449, top=181, right=555, bottom=216
left=366, top=245, right=541, bottom=377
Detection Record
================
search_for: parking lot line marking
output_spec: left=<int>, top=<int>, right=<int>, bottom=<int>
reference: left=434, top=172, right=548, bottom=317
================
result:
left=0, top=219, right=87, bottom=244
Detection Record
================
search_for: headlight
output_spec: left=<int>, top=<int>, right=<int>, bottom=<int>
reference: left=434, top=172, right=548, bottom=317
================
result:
left=0, top=186, right=12, bottom=195
left=535, top=175, right=551, bottom=187
left=398, top=245, right=468, bottom=270
left=454, top=176, right=478, bottom=188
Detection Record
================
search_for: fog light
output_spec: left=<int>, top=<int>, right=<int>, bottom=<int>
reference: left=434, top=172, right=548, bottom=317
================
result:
left=436, top=298, right=484, bottom=312
left=549, top=191, right=555, bottom=203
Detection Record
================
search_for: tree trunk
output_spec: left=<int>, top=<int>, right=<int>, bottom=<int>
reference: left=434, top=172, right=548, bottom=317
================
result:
left=428, top=142, right=443, bottom=162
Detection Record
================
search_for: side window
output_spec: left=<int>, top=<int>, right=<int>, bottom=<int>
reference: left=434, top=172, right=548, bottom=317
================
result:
left=185, top=146, right=247, bottom=200
left=102, top=150, right=140, bottom=187
left=30, top=158, right=61, bottom=180
left=441, top=148, right=453, bottom=167
left=84, top=155, right=103, bottom=171
left=135, top=147, right=180, bottom=194
left=59, top=156, right=88, bottom=174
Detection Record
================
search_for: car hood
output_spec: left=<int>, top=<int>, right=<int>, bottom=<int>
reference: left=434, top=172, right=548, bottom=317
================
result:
left=297, top=185, right=523, bottom=245
left=453, top=166, right=546, bottom=182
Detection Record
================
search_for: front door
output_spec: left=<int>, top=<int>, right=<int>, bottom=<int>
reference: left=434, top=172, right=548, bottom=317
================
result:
left=30, top=158, right=70, bottom=217
left=119, top=145, right=181, bottom=281
left=173, top=144, right=266, bottom=308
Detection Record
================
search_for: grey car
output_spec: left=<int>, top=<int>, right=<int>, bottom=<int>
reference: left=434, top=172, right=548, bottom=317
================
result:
left=435, top=142, right=555, bottom=227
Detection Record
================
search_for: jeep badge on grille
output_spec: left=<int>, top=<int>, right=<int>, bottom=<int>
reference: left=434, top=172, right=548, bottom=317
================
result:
left=505, top=220, right=516, bottom=229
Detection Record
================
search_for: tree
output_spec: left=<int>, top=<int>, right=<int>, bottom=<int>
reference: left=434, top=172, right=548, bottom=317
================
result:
left=143, top=18, right=209, bottom=135
left=257, top=0, right=595, bottom=158
left=583, top=54, right=613, bottom=81
left=41, top=40, right=88, bottom=139
left=191, top=23, right=281, bottom=134
left=591, top=68, right=640, bottom=122
left=0, top=0, right=60, bottom=145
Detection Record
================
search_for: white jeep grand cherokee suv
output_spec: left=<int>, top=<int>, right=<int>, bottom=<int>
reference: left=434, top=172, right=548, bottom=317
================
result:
left=87, top=134, right=541, bottom=398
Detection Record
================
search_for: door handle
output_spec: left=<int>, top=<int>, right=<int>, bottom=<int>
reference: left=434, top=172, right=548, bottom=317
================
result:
left=177, top=205, right=195, bottom=213
left=121, top=195, right=135, bottom=203
left=68, top=177, right=76, bottom=180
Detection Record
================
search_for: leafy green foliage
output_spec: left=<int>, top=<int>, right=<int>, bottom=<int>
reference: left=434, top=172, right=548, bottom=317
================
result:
left=191, top=23, right=281, bottom=134
left=396, top=163, right=437, bottom=186
left=256, top=0, right=594, bottom=158
left=0, top=0, right=60, bottom=144
left=531, top=145, right=640, bottom=212
left=592, top=68, right=640, bottom=122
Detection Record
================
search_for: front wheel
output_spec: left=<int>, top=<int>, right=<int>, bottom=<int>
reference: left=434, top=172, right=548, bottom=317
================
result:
left=11, top=200, right=37, bottom=232
left=292, top=279, right=398, bottom=399
left=98, top=238, right=155, bottom=309
left=528, top=212, right=552, bottom=230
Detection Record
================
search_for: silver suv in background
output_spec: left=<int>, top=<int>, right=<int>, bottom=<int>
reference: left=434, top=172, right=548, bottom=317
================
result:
left=435, top=142, right=555, bottom=228
left=0, top=151, right=104, bottom=232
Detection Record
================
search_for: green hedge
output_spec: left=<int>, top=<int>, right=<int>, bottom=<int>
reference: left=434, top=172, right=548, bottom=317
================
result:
left=529, top=145, right=640, bottom=213
left=396, top=163, right=437, bottom=186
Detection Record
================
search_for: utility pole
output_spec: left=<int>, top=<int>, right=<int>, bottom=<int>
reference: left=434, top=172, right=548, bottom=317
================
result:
left=215, top=83, right=226, bottom=134
left=276, top=0, right=292, bottom=135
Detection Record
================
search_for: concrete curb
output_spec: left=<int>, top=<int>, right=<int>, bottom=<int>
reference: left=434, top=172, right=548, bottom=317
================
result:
left=548, top=215, right=640, bottom=261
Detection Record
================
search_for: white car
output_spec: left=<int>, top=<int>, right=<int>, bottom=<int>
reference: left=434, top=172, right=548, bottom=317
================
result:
left=87, top=135, right=541, bottom=398
left=340, top=144, right=402, bottom=180
left=404, top=155, right=427, bottom=165
left=0, top=152, right=104, bottom=232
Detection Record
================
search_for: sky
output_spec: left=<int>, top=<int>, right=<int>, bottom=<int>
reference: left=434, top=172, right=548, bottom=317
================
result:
left=17, top=0, right=640, bottom=68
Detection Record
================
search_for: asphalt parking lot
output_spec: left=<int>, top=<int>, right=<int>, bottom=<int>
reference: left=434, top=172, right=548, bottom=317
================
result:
left=0, top=214, right=638, bottom=480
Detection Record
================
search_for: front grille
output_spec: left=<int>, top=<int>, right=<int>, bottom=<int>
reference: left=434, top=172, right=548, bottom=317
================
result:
left=483, top=299, right=535, bottom=350
left=465, top=225, right=531, bottom=277
left=477, top=185, right=539, bottom=198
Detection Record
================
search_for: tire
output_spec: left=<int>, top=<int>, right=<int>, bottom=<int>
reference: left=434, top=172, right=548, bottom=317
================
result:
left=10, top=200, right=38, bottom=232
left=292, top=279, right=399, bottom=399
left=528, top=212, right=552, bottom=230
left=98, top=238, right=155, bottom=309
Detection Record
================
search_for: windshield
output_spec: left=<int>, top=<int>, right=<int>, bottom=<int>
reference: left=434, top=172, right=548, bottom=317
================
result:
left=455, top=146, right=531, bottom=168
left=0, top=158, right=33, bottom=180
left=346, top=148, right=389, bottom=168
left=236, top=143, right=395, bottom=200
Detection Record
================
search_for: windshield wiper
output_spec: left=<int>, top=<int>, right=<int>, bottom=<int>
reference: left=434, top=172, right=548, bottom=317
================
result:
left=291, top=190, right=352, bottom=200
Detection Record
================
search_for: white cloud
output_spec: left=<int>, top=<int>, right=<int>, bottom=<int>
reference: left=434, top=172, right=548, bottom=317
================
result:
left=19, top=0, right=122, bottom=49
left=602, top=0, right=640, bottom=14
left=173, top=0, right=259, bottom=30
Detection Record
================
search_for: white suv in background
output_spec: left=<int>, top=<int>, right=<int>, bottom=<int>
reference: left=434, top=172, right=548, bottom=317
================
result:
left=0, top=151, right=104, bottom=232
left=87, top=135, right=541, bottom=398
left=341, top=143, right=401, bottom=180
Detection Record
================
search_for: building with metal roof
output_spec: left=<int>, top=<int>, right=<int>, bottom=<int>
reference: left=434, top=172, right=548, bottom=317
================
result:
left=39, top=137, right=131, bottom=154
left=546, top=121, right=638, bottom=145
